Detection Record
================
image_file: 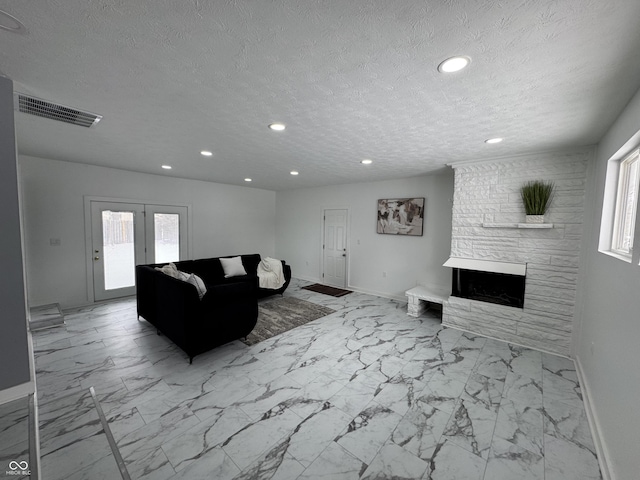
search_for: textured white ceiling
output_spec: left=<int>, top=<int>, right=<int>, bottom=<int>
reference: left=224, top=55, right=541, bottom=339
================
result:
left=2, top=0, right=640, bottom=191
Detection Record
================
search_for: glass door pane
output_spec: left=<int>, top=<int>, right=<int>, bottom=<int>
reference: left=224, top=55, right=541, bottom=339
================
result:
left=154, top=213, right=180, bottom=263
left=144, top=204, right=188, bottom=264
left=91, top=201, right=145, bottom=301
left=102, top=211, right=136, bottom=290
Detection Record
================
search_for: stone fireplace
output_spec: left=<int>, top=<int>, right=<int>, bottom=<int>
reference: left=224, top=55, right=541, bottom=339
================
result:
left=442, top=149, right=591, bottom=356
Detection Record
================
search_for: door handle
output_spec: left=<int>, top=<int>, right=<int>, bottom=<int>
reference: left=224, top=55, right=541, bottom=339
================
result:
left=94, top=256, right=100, bottom=261
left=342, top=253, right=346, bottom=257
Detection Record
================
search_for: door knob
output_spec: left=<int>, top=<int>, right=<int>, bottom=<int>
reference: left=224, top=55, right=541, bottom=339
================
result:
left=342, top=253, right=346, bottom=257
left=94, top=256, right=100, bottom=260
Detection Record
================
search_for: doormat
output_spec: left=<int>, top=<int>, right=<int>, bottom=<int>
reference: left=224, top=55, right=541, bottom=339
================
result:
left=242, top=297, right=335, bottom=346
left=301, top=283, right=352, bottom=297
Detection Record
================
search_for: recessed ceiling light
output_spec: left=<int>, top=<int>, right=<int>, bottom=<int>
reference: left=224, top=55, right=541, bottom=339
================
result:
left=290, top=171, right=299, bottom=176
left=244, top=178, right=252, bottom=182
left=161, top=165, right=172, bottom=169
left=485, top=137, right=503, bottom=144
left=361, top=159, right=373, bottom=165
left=269, top=123, right=286, bottom=131
left=200, top=150, right=213, bottom=156
left=0, top=10, right=27, bottom=34
left=437, top=56, right=471, bottom=73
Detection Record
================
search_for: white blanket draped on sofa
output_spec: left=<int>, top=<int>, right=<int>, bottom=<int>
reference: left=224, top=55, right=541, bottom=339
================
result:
left=257, top=257, right=285, bottom=289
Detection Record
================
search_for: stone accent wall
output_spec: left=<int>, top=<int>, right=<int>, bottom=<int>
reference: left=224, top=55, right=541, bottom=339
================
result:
left=443, top=148, right=591, bottom=356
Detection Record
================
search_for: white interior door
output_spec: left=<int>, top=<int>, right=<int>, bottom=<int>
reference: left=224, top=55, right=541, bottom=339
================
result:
left=91, top=201, right=145, bottom=301
left=144, top=205, right=188, bottom=264
left=323, top=209, right=348, bottom=288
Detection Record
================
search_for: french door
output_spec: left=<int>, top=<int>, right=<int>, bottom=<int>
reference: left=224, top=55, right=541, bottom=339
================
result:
left=90, top=201, right=188, bottom=301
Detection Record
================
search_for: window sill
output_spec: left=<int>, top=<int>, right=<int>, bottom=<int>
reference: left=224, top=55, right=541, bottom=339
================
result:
left=598, top=249, right=633, bottom=263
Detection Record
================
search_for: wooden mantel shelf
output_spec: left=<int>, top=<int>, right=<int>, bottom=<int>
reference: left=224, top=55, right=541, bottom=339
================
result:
left=482, top=222, right=554, bottom=229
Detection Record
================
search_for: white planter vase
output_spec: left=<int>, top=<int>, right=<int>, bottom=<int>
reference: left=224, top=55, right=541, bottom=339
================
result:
left=525, top=215, right=545, bottom=224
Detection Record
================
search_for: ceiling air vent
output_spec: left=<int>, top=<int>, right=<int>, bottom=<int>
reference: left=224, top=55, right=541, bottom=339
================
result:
left=14, top=93, right=102, bottom=128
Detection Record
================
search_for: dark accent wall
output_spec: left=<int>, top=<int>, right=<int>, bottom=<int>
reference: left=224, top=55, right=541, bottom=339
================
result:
left=0, top=76, right=31, bottom=391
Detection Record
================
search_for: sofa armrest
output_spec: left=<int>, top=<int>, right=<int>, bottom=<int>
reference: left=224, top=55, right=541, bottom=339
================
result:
left=136, top=265, right=158, bottom=323
left=281, top=261, right=291, bottom=276
left=150, top=273, right=200, bottom=347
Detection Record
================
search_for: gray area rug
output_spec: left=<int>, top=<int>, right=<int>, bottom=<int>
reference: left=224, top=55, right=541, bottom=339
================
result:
left=242, top=296, right=335, bottom=346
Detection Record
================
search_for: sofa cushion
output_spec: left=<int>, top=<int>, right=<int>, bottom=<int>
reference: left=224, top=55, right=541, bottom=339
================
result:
left=239, top=254, right=261, bottom=273
left=173, top=260, right=195, bottom=273
left=220, top=256, right=247, bottom=278
left=181, top=258, right=219, bottom=283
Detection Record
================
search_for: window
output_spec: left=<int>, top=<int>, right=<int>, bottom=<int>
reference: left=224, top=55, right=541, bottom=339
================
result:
left=611, top=149, right=640, bottom=257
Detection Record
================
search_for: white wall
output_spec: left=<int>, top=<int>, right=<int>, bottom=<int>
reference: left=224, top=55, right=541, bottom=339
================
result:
left=275, top=172, right=454, bottom=300
left=0, top=77, right=31, bottom=393
left=575, top=87, right=640, bottom=480
left=20, top=156, right=276, bottom=308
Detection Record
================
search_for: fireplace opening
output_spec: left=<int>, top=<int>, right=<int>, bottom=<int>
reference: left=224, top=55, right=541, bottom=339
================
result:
left=452, top=268, right=525, bottom=308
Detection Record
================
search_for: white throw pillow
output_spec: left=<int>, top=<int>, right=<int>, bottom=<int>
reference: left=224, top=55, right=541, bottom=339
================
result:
left=220, top=256, right=247, bottom=278
left=187, top=273, right=207, bottom=299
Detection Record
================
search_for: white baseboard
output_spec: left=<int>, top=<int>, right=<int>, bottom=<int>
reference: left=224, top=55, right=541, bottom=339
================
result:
left=293, top=275, right=321, bottom=284
left=292, top=276, right=411, bottom=304
left=574, top=355, right=616, bottom=480
left=0, top=381, right=34, bottom=406
left=346, top=284, right=406, bottom=303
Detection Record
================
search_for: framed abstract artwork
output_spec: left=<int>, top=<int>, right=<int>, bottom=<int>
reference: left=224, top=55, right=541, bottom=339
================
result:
left=377, top=197, right=425, bottom=236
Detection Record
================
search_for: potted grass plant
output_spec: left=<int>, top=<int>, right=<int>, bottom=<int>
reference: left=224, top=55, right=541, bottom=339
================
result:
left=520, top=180, right=554, bottom=223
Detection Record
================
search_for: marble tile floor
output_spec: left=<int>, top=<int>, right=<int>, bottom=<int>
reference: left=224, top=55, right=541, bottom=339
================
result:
left=0, top=396, right=31, bottom=479
left=27, top=278, right=602, bottom=479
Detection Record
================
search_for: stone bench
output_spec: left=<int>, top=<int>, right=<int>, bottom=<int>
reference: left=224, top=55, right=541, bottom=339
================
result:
left=405, top=285, right=449, bottom=317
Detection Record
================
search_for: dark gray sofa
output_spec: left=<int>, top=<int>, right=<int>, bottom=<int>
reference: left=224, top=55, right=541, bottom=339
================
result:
left=135, top=254, right=291, bottom=362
